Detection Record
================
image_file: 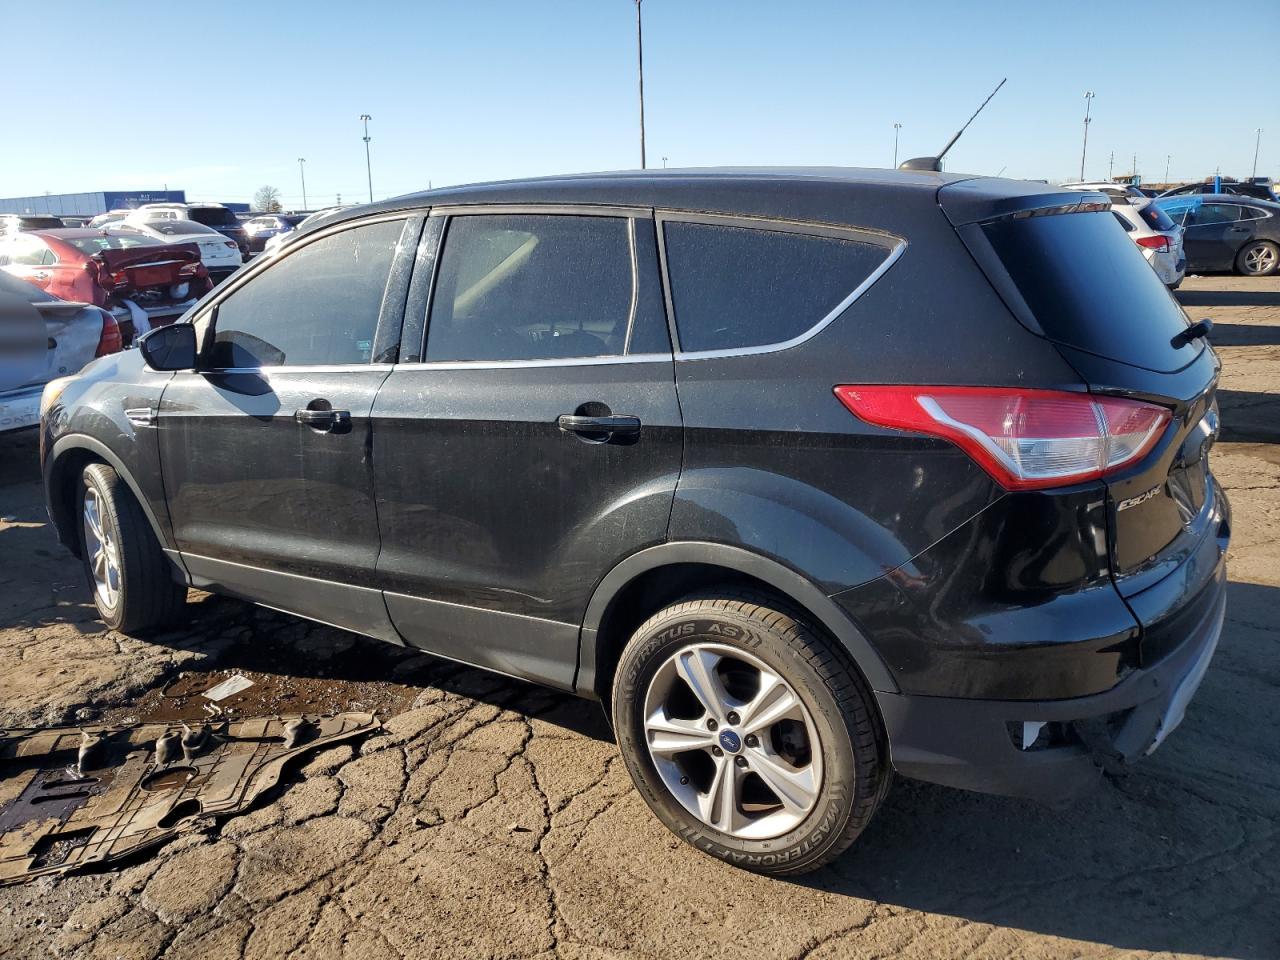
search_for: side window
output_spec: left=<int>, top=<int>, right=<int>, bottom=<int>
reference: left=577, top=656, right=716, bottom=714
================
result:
left=1192, top=204, right=1240, bottom=226
left=1239, top=206, right=1271, bottom=222
left=1112, top=211, right=1136, bottom=232
left=662, top=220, right=893, bottom=353
left=426, top=214, right=633, bottom=362
left=209, top=218, right=405, bottom=368
left=8, top=237, right=49, bottom=266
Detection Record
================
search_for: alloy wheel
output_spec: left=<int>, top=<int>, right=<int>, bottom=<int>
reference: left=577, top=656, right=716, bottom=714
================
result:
left=1244, top=243, right=1277, bottom=275
left=642, top=642, right=823, bottom=840
left=82, top=487, right=120, bottom=609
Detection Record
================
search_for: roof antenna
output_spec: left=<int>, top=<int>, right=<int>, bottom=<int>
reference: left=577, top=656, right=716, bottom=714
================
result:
left=900, top=78, right=1007, bottom=172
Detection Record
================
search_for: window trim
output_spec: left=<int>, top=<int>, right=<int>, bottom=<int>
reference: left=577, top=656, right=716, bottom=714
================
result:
left=193, top=211, right=419, bottom=371
left=414, top=206, right=655, bottom=367
left=654, top=210, right=906, bottom=361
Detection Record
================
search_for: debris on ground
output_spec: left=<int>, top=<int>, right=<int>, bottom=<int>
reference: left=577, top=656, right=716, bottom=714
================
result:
left=0, top=712, right=378, bottom=886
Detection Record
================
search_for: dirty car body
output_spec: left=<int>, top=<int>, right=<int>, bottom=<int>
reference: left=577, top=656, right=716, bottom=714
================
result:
left=39, top=168, right=1229, bottom=871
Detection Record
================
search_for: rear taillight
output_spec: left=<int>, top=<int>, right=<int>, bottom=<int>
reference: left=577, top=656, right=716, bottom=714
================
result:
left=179, top=262, right=201, bottom=277
left=224, top=241, right=238, bottom=249
left=96, top=312, right=123, bottom=357
left=834, top=385, right=1171, bottom=491
left=1136, top=235, right=1170, bottom=252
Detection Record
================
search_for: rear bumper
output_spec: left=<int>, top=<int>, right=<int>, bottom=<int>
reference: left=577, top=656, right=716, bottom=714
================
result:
left=0, top=385, right=43, bottom=434
left=876, top=557, right=1226, bottom=802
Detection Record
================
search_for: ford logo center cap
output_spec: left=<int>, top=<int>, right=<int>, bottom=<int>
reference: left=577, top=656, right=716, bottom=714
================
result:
left=718, top=730, right=742, bottom=753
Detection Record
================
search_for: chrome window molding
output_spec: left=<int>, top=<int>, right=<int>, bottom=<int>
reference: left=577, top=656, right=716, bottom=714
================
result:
left=390, top=353, right=671, bottom=372
left=652, top=210, right=908, bottom=362
left=180, top=363, right=397, bottom=376
left=427, top=203, right=651, bottom=219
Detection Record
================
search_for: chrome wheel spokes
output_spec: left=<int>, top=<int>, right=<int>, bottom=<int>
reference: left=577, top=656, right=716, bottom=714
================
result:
left=83, top=488, right=120, bottom=609
left=643, top=642, right=823, bottom=840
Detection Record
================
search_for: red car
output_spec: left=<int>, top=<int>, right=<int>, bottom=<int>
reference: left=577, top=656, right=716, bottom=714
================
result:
left=0, top=229, right=211, bottom=344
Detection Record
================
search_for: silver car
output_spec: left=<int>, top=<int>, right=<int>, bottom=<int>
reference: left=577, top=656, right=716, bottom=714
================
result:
left=0, top=271, right=118, bottom=434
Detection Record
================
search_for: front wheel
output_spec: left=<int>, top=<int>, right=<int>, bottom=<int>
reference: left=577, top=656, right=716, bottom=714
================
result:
left=80, top=462, right=187, bottom=633
left=612, top=594, right=889, bottom=875
left=1237, top=239, right=1279, bottom=276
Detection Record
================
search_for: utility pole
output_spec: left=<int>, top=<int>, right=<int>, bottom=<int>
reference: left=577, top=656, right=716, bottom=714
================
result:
left=297, top=158, right=307, bottom=210
left=893, top=122, right=902, bottom=167
left=1109, top=151, right=1114, bottom=180
left=360, top=114, right=374, bottom=203
left=1079, top=91, right=1094, bottom=181
left=635, top=0, right=646, bottom=169
left=1254, top=128, right=1264, bottom=180
left=1132, top=153, right=1137, bottom=183
left=661, top=156, right=668, bottom=168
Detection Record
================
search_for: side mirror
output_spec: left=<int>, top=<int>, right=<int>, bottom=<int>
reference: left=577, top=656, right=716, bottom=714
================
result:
left=139, top=323, right=197, bottom=371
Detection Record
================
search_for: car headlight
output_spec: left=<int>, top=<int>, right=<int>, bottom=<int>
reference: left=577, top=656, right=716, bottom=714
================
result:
left=40, top=376, right=72, bottom=420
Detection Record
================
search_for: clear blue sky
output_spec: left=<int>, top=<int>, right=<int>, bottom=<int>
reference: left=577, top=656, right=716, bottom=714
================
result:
left=3, top=0, right=1276, bottom=206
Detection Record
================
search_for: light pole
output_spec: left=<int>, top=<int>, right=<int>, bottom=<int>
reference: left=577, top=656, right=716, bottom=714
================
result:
left=360, top=114, right=373, bottom=203
left=661, top=156, right=668, bottom=168
left=1079, top=91, right=1094, bottom=181
left=635, top=1, right=646, bottom=169
left=1109, top=151, right=1114, bottom=180
left=1253, top=128, right=1264, bottom=180
left=893, top=122, right=902, bottom=167
left=1164, top=155, right=1170, bottom=185
left=1132, top=153, right=1137, bottom=183
left=297, top=158, right=307, bottom=210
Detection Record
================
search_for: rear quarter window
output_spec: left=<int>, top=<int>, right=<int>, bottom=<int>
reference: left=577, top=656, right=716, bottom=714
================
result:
left=661, top=219, right=893, bottom=353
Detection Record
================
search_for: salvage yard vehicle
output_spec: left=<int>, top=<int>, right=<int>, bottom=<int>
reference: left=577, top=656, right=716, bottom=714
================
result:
left=0, top=270, right=120, bottom=433
left=1063, top=182, right=1186, bottom=287
left=0, top=229, right=210, bottom=344
left=244, top=213, right=307, bottom=253
left=1155, top=195, right=1280, bottom=277
left=108, top=220, right=242, bottom=285
left=0, top=213, right=65, bottom=236
left=126, top=203, right=250, bottom=257
left=39, top=168, right=1229, bottom=875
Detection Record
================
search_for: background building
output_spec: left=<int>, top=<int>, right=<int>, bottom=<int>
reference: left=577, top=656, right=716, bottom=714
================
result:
left=0, top=190, right=187, bottom=217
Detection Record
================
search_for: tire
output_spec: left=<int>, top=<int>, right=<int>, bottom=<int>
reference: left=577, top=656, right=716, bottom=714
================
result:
left=1236, top=239, right=1279, bottom=277
left=79, top=462, right=186, bottom=633
left=612, top=592, right=890, bottom=875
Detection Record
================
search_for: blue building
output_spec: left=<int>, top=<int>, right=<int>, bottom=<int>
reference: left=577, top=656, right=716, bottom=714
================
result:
left=0, top=190, right=188, bottom=217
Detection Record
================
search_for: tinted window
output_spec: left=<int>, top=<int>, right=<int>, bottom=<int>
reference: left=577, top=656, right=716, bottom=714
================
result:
left=1137, top=203, right=1176, bottom=232
left=982, top=210, right=1194, bottom=373
left=1112, top=211, right=1136, bottom=232
left=426, top=214, right=632, bottom=361
left=1240, top=206, right=1273, bottom=221
left=188, top=207, right=239, bottom=227
left=210, top=218, right=404, bottom=367
left=1192, top=203, right=1240, bottom=225
left=143, top=220, right=219, bottom=236
left=662, top=221, right=890, bottom=353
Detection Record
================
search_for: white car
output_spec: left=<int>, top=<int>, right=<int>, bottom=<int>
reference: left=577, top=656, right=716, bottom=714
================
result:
left=107, top=220, right=243, bottom=283
left=125, top=203, right=249, bottom=259
left=1063, top=181, right=1186, bottom=288
left=87, top=210, right=132, bottom=229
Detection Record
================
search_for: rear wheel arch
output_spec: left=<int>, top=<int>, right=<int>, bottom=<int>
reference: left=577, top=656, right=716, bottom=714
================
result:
left=578, top=542, right=898, bottom=705
left=46, top=436, right=171, bottom=560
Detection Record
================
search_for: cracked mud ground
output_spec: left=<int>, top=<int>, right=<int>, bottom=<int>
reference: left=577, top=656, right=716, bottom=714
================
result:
left=2, top=275, right=1278, bottom=960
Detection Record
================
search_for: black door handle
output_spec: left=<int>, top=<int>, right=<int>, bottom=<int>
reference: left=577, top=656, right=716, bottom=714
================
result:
left=557, top=414, right=641, bottom=442
left=295, top=407, right=351, bottom=432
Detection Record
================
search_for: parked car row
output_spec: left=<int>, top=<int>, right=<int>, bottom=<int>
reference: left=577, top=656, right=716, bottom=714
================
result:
left=1063, top=181, right=1186, bottom=287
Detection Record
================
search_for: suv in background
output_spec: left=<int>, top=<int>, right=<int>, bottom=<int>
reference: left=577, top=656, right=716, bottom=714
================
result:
left=128, top=203, right=250, bottom=258
left=0, top=214, right=65, bottom=237
left=1064, top=182, right=1185, bottom=287
left=1160, top=181, right=1279, bottom=202
left=40, top=169, right=1228, bottom=875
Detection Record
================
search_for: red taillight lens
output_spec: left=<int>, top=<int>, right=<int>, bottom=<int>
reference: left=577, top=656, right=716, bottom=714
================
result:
left=1135, top=235, right=1170, bottom=252
left=96, top=312, right=123, bottom=357
left=224, top=240, right=238, bottom=249
left=834, top=386, right=1171, bottom=491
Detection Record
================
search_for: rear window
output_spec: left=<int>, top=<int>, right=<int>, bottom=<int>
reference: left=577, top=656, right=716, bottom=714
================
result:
left=187, top=207, right=239, bottom=227
left=20, top=217, right=63, bottom=229
left=1137, top=203, right=1176, bottom=232
left=662, top=221, right=891, bottom=353
left=982, top=210, right=1194, bottom=373
left=64, top=235, right=162, bottom=254
left=143, top=221, right=218, bottom=237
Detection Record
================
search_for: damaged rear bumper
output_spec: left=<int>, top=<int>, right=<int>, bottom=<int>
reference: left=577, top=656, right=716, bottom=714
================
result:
left=876, top=558, right=1226, bottom=803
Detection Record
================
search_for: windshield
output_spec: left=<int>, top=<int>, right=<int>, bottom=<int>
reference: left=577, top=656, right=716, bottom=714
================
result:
left=187, top=207, right=239, bottom=227
left=64, top=235, right=163, bottom=254
left=982, top=209, right=1196, bottom=373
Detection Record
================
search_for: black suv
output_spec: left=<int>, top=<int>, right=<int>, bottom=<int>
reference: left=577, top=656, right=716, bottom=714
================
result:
left=39, top=169, right=1229, bottom=875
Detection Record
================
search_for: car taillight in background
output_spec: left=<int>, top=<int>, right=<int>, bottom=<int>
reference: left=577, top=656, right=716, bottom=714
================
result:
left=179, top=261, right=202, bottom=277
left=95, top=311, right=123, bottom=357
left=224, top=241, right=238, bottom=249
left=834, top=385, right=1171, bottom=491
left=1136, top=235, right=1171, bottom=252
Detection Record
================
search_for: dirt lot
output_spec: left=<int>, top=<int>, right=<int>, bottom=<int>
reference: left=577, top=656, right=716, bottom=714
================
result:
left=1, top=275, right=1277, bottom=960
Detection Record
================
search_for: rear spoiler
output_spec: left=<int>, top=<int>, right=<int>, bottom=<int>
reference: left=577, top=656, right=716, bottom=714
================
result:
left=938, top=179, right=1110, bottom=227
